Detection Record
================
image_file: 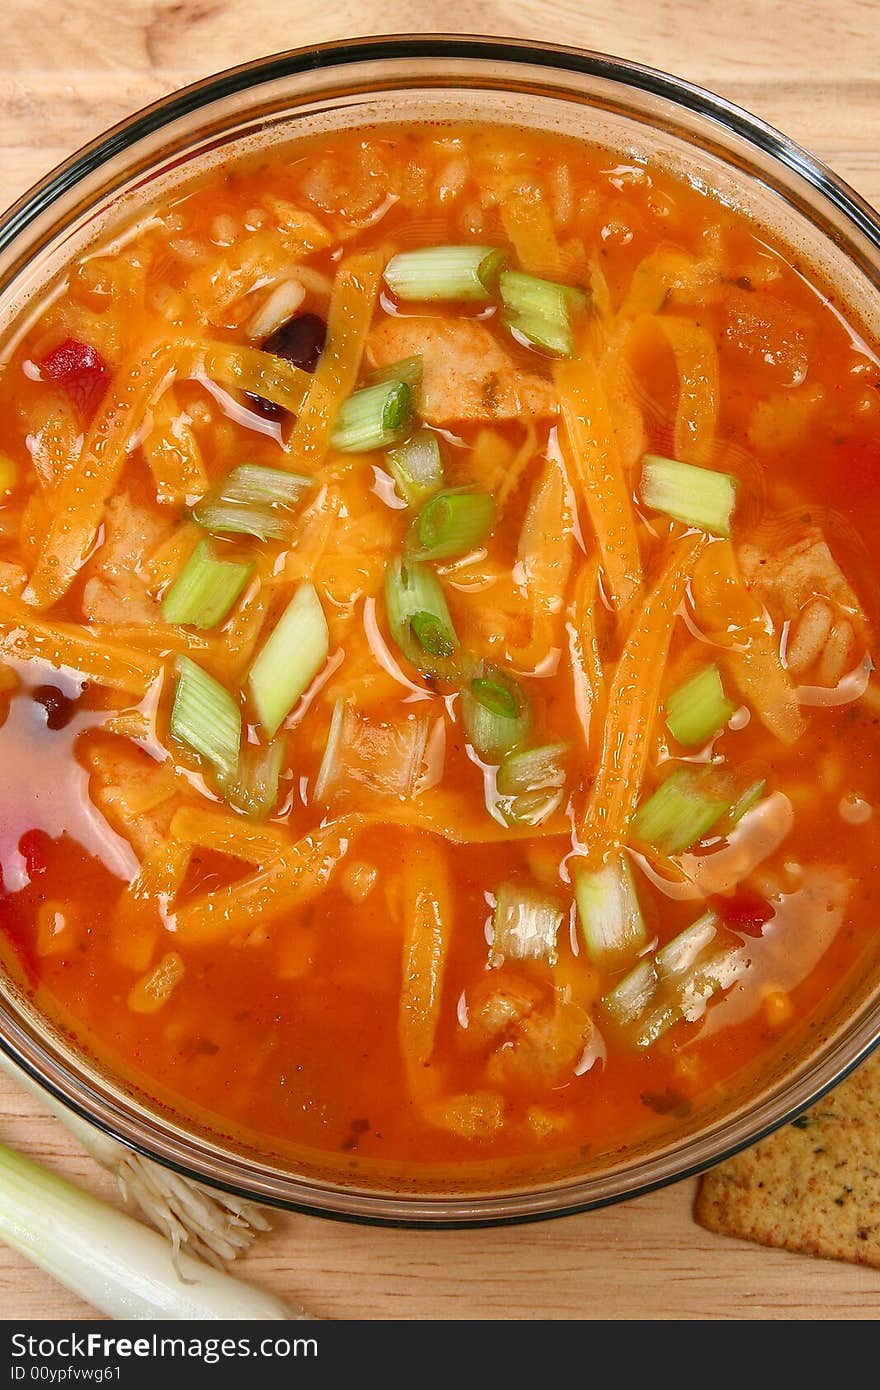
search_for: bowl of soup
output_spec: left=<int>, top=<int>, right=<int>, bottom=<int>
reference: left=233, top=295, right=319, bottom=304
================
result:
left=0, top=37, right=878, bottom=1225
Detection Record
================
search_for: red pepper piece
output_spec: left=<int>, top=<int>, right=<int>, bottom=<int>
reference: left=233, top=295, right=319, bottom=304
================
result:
left=711, top=887, right=775, bottom=938
left=18, top=828, right=51, bottom=880
left=40, top=338, right=110, bottom=421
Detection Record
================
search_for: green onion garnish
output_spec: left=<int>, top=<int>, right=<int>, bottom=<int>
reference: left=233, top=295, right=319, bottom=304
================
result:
left=193, top=463, right=313, bottom=541
left=383, top=246, right=505, bottom=302
left=726, top=776, right=767, bottom=830
left=665, top=663, right=736, bottom=747
left=640, top=455, right=737, bottom=537
left=499, top=270, right=587, bottom=358
left=369, top=355, right=423, bottom=389
left=461, top=664, right=529, bottom=761
left=331, top=379, right=412, bottom=453
left=169, top=655, right=241, bottom=775
left=630, top=767, right=734, bottom=855
left=384, top=558, right=459, bottom=674
left=248, top=582, right=329, bottom=737
left=387, top=430, right=444, bottom=507
left=215, top=736, right=286, bottom=821
left=406, top=488, right=495, bottom=562
left=161, top=539, right=253, bottom=630
left=492, top=882, right=563, bottom=963
left=496, top=741, right=569, bottom=797
left=574, top=853, right=647, bottom=969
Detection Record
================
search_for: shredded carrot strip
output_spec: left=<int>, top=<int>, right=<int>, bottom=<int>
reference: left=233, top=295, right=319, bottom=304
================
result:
left=500, top=188, right=564, bottom=279
left=285, top=252, right=383, bottom=471
left=0, top=509, right=22, bottom=542
left=692, top=541, right=806, bottom=745
left=620, top=247, right=716, bottom=319
left=91, top=622, right=216, bottom=658
left=190, top=339, right=312, bottom=416
left=24, top=344, right=174, bottom=610
left=380, top=795, right=569, bottom=844
left=169, top=804, right=291, bottom=867
left=112, top=838, right=191, bottom=972
left=555, top=347, right=644, bottom=611
left=0, top=599, right=162, bottom=696
left=127, top=952, right=185, bottom=1014
left=626, top=315, right=719, bottom=466
left=141, top=387, right=208, bottom=506
left=172, top=819, right=354, bottom=946
left=567, top=557, right=606, bottom=752
left=577, top=532, right=707, bottom=864
left=495, top=421, right=538, bottom=514
left=508, top=454, right=573, bottom=672
left=397, top=835, right=455, bottom=1094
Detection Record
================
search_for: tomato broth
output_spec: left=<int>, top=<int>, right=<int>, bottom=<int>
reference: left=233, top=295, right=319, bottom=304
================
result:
left=0, top=124, right=879, bottom=1185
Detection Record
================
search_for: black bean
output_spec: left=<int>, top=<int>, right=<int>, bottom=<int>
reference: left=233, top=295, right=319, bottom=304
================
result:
left=247, top=312, right=328, bottom=419
left=32, top=684, right=76, bottom=731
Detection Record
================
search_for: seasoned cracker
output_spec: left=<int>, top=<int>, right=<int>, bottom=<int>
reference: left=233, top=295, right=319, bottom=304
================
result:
left=695, top=1051, right=880, bottom=1268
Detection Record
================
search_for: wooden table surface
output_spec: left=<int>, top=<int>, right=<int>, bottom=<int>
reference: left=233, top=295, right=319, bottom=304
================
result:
left=1, top=0, right=879, bottom=1322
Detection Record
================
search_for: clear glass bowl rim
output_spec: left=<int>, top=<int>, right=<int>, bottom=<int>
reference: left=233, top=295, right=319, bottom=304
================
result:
left=1, top=34, right=879, bottom=1229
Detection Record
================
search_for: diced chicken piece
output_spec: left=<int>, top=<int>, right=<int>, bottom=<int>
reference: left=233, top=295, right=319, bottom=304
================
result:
left=0, top=561, right=26, bottom=596
left=737, top=527, right=868, bottom=683
left=81, top=491, right=173, bottom=625
left=368, top=318, right=557, bottom=425
left=462, top=970, right=590, bottom=1090
left=80, top=735, right=181, bottom=860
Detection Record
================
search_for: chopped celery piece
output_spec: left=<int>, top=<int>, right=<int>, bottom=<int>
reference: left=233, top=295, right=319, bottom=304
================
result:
left=384, top=558, right=459, bottom=675
left=665, top=663, right=736, bottom=746
left=655, top=913, right=718, bottom=978
left=331, top=379, right=412, bottom=453
left=406, top=488, right=495, bottom=561
left=499, top=270, right=587, bottom=358
left=169, top=656, right=241, bottom=775
left=314, top=697, right=429, bottom=802
left=492, top=882, right=563, bottom=963
left=161, top=539, right=253, bottom=630
left=383, top=246, right=504, bottom=302
left=575, top=852, right=647, bottom=968
left=369, top=355, right=423, bottom=389
left=387, top=430, right=443, bottom=507
left=630, top=767, right=733, bottom=855
left=215, top=736, right=286, bottom=821
left=640, top=455, right=737, bottom=537
left=496, top=742, right=569, bottom=796
left=248, top=582, right=329, bottom=737
left=193, top=463, right=313, bottom=541
left=460, top=664, right=529, bottom=761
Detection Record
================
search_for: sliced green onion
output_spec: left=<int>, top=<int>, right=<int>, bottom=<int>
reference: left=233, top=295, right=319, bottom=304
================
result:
left=331, top=379, right=412, bottom=453
left=602, top=911, right=747, bottom=1049
left=492, top=882, right=563, bottom=963
left=640, top=455, right=737, bottom=537
left=248, top=582, right=329, bottom=738
left=726, top=776, right=767, bottom=829
left=384, top=558, right=459, bottom=674
left=216, top=736, right=286, bottom=821
left=406, top=488, right=495, bottom=561
left=498, top=789, right=565, bottom=828
left=383, top=246, right=505, bottom=302
left=169, top=656, right=241, bottom=775
left=630, top=767, right=733, bottom=856
left=161, top=539, right=253, bottom=630
left=461, top=664, right=529, bottom=762
left=665, top=663, right=736, bottom=746
left=574, top=852, right=647, bottom=969
left=499, top=269, right=587, bottom=358
left=193, top=463, right=313, bottom=541
left=387, top=430, right=444, bottom=507
left=369, top=355, right=423, bottom=389
left=496, top=742, right=569, bottom=797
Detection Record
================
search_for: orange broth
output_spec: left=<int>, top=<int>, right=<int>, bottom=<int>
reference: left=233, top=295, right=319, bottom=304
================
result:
left=0, top=123, right=879, bottom=1184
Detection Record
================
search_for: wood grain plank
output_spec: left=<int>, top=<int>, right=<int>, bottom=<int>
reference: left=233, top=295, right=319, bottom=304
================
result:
left=1, top=0, right=879, bottom=1323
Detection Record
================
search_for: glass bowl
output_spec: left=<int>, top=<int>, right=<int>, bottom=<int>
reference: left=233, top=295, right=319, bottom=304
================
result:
left=1, top=36, right=879, bottom=1228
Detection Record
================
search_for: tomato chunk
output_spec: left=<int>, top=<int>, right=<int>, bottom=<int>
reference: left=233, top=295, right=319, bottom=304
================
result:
left=40, top=338, right=110, bottom=421
left=712, top=888, right=775, bottom=937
